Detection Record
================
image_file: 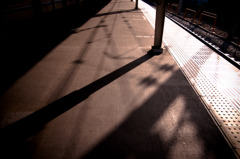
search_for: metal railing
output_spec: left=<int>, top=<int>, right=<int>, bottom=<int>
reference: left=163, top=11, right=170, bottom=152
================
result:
left=184, top=8, right=197, bottom=23
left=198, top=11, right=217, bottom=32
left=167, top=3, right=178, bottom=14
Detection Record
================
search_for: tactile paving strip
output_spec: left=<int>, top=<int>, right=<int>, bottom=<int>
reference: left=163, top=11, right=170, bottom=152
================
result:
left=162, top=17, right=240, bottom=157
left=225, top=127, right=240, bottom=148
left=139, top=1, right=240, bottom=156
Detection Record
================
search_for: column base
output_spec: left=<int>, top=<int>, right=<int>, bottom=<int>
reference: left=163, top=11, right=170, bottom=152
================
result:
left=148, top=46, right=163, bottom=56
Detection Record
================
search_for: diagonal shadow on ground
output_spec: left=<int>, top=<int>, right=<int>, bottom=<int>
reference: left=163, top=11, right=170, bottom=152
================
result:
left=94, top=8, right=141, bottom=17
left=0, top=53, right=154, bottom=158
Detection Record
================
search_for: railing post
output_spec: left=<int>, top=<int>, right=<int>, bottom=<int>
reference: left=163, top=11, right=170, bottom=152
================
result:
left=151, top=0, right=166, bottom=55
left=178, top=0, right=183, bottom=15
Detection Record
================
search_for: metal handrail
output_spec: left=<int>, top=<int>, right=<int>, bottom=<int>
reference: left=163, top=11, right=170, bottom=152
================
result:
left=184, top=8, right=197, bottom=23
left=198, top=11, right=217, bottom=32
left=167, top=3, right=178, bottom=14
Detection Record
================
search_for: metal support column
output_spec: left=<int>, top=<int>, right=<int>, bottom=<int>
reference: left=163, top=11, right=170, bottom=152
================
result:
left=62, top=0, right=67, bottom=8
left=32, top=0, right=42, bottom=17
left=151, top=0, right=166, bottom=55
left=51, top=0, right=55, bottom=10
left=135, top=0, right=138, bottom=9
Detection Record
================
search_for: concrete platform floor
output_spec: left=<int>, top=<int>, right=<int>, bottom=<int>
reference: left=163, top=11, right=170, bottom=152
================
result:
left=0, top=0, right=237, bottom=158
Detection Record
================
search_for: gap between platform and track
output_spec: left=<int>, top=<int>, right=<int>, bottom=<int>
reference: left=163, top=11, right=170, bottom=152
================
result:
left=137, top=0, right=240, bottom=158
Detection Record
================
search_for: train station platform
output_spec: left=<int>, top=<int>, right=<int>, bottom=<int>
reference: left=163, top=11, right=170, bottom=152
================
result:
left=0, top=0, right=239, bottom=158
